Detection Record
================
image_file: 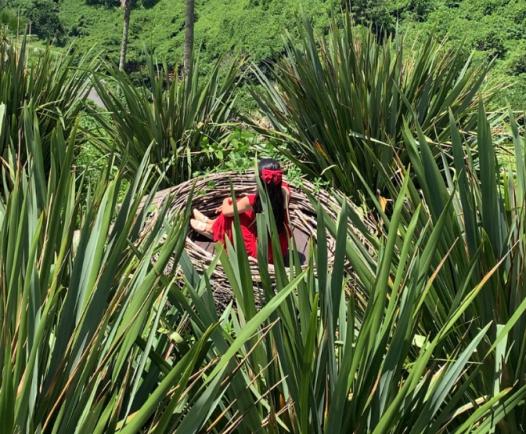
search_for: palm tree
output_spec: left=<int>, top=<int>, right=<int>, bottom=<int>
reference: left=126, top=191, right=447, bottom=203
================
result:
left=119, top=0, right=132, bottom=71
left=184, top=0, right=195, bottom=75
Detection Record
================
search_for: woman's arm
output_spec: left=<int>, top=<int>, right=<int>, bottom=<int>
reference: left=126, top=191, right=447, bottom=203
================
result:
left=282, top=185, right=291, bottom=222
left=216, top=196, right=252, bottom=217
left=282, top=185, right=290, bottom=206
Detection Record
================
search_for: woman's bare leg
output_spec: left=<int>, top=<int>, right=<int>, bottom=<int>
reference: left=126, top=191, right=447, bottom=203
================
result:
left=190, top=219, right=214, bottom=240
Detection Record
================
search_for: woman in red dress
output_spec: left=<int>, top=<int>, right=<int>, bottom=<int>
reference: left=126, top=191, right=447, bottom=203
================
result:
left=190, top=159, right=291, bottom=263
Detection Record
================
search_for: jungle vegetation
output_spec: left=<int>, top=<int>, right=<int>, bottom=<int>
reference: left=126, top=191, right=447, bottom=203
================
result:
left=1, top=2, right=526, bottom=433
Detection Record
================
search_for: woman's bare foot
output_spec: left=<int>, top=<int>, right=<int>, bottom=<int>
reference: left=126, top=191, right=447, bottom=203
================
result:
left=193, top=209, right=210, bottom=223
left=190, top=219, right=214, bottom=240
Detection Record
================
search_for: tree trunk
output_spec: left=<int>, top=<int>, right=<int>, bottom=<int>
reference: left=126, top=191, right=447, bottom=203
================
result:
left=119, top=0, right=132, bottom=71
left=184, top=0, right=195, bottom=75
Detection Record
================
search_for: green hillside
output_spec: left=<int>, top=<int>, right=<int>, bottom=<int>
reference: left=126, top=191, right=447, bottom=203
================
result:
left=58, top=0, right=337, bottom=67
left=2, top=0, right=525, bottom=107
left=398, top=0, right=526, bottom=107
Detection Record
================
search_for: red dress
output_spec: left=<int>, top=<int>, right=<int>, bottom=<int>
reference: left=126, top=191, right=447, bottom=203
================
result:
left=211, top=184, right=291, bottom=263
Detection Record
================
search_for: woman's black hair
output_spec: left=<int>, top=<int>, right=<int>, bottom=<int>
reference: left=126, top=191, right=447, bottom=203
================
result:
left=253, top=158, right=286, bottom=233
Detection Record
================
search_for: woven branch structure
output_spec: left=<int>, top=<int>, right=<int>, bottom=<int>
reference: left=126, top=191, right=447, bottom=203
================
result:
left=143, top=172, right=372, bottom=308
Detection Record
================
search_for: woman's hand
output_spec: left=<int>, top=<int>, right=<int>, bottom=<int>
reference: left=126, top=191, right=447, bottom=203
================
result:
left=216, top=196, right=251, bottom=217
left=215, top=198, right=232, bottom=214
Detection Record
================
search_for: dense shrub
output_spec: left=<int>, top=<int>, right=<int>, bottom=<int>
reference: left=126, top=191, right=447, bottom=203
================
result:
left=23, top=0, right=65, bottom=42
left=344, top=0, right=396, bottom=37
left=507, top=40, right=526, bottom=76
left=366, top=109, right=526, bottom=431
left=3, top=0, right=64, bottom=41
left=85, top=0, right=119, bottom=6
left=0, top=7, right=26, bottom=32
left=0, top=106, right=279, bottom=433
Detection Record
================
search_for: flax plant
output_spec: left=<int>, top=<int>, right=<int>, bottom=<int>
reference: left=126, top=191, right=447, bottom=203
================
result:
left=333, top=106, right=526, bottom=431
left=92, top=56, right=240, bottom=186
left=167, top=173, right=523, bottom=432
left=0, top=107, right=303, bottom=433
left=252, top=15, right=494, bottom=198
left=0, top=37, right=95, bottom=167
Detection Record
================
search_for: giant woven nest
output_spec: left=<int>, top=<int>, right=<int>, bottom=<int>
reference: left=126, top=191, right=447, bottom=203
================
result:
left=144, top=172, right=373, bottom=308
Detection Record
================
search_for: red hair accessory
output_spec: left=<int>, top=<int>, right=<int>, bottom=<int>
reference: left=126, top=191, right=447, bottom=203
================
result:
left=261, top=168, right=283, bottom=185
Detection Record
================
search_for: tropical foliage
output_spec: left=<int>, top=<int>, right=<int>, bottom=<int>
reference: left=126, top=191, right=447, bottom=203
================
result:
left=0, top=38, right=94, bottom=171
left=1, top=5, right=526, bottom=431
left=170, top=178, right=526, bottom=432
left=253, top=17, right=492, bottom=198
left=334, top=106, right=526, bottom=431
left=91, top=57, right=239, bottom=185
left=0, top=106, right=307, bottom=432
left=4, top=0, right=524, bottom=109
left=3, top=104, right=525, bottom=432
